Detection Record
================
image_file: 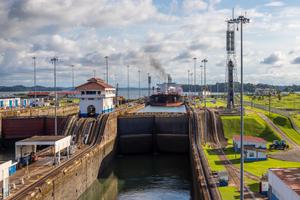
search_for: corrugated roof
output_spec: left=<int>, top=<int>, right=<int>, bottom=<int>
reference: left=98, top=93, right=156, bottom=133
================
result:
left=270, top=168, right=300, bottom=196
left=233, top=135, right=267, bottom=143
left=75, top=77, right=114, bottom=90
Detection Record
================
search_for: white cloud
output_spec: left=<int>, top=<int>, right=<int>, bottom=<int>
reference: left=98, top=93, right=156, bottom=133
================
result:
left=1, top=1, right=300, bottom=87
left=265, top=1, right=285, bottom=7
left=182, top=0, right=207, bottom=12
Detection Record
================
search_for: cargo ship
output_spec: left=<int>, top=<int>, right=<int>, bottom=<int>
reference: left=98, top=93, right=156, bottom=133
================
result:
left=147, top=75, right=184, bottom=107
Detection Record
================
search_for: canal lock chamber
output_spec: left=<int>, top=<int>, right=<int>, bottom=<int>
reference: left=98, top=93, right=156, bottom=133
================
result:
left=79, top=113, right=201, bottom=200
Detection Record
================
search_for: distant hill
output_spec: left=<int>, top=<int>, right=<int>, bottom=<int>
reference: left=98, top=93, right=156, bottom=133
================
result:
left=0, top=83, right=299, bottom=93
left=0, top=85, right=71, bottom=92
left=181, top=82, right=300, bottom=93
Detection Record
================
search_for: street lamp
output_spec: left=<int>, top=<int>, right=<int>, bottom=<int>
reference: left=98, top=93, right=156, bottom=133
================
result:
left=193, top=57, right=197, bottom=95
left=71, top=65, right=74, bottom=90
left=187, top=70, right=190, bottom=98
left=138, top=69, right=141, bottom=98
left=105, top=56, right=109, bottom=83
left=201, top=59, right=208, bottom=108
left=50, top=57, right=58, bottom=136
left=127, top=65, right=130, bottom=100
left=32, top=56, right=37, bottom=104
left=231, top=15, right=250, bottom=200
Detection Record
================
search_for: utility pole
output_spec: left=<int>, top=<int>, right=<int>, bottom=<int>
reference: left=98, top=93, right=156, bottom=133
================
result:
left=127, top=65, right=130, bottom=100
left=93, top=70, right=96, bottom=78
left=71, top=65, right=74, bottom=90
left=202, top=59, right=208, bottom=108
left=193, top=57, right=197, bottom=95
left=50, top=57, right=58, bottom=136
left=202, top=58, right=208, bottom=142
left=188, top=70, right=190, bottom=99
left=32, top=56, right=37, bottom=104
left=147, top=73, right=151, bottom=97
left=200, top=64, right=203, bottom=104
left=269, top=90, right=271, bottom=116
left=232, top=15, right=250, bottom=200
left=138, top=69, right=141, bottom=98
left=105, top=56, right=109, bottom=83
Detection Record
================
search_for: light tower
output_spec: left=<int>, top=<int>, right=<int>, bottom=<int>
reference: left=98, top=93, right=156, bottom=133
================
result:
left=50, top=57, right=59, bottom=136
left=226, top=10, right=237, bottom=110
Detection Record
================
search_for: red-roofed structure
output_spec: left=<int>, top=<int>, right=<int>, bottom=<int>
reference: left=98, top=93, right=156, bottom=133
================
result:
left=75, top=78, right=113, bottom=91
left=233, top=135, right=267, bottom=144
left=75, top=77, right=115, bottom=117
left=27, top=92, right=50, bottom=97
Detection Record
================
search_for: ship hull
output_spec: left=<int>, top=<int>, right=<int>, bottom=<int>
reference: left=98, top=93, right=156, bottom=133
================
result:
left=148, top=94, right=183, bottom=107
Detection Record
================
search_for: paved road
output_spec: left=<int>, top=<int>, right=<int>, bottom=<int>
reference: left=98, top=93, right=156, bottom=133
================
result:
left=257, top=112, right=300, bottom=162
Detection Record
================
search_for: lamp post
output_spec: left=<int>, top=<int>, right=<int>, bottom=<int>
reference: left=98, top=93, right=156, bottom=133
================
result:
left=201, top=59, right=208, bottom=108
left=200, top=64, right=203, bottom=104
left=105, top=56, right=109, bottom=83
left=138, top=69, right=141, bottom=98
left=201, top=58, right=208, bottom=142
left=193, top=57, right=197, bottom=95
left=188, top=70, right=190, bottom=99
left=32, top=56, right=37, bottom=104
left=231, top=15, right=250, bottom=200
left=50, top=57, right=58, bottom=136
left=127, top=65, right=130, bottom=100
left=71, top=65, right=74, bottom=90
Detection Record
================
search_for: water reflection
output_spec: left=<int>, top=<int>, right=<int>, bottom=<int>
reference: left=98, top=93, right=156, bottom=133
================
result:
left=80, top=154, right=191, bottom=200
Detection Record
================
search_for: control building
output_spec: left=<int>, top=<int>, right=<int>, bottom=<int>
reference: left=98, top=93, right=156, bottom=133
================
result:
left=76, top=78, right=115, bottom=117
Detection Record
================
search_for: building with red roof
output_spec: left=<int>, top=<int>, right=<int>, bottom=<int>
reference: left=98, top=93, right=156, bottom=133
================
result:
left=75, top=78, right=116, bottom=117
left=233, top=135, right=267, bottom=161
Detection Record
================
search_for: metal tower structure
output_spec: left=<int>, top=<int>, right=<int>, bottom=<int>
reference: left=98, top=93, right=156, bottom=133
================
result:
left=226, top=10, right=238, bottom=110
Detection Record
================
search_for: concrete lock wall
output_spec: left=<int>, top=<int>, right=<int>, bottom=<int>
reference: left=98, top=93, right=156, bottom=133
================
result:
left=117, top=113, right=189, bottom=154
left=24, top=114, right=118, bottom=200
left=1, top=117, right=69, bottom=139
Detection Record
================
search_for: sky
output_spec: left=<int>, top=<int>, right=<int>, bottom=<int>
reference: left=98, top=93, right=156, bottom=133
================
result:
left=0, top=0, right=300, bottom=88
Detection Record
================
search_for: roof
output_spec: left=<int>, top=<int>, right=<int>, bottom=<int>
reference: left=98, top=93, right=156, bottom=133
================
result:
left=269, top=168, right=300, bottom=196
left=16, top=135, right=66, bottom=143
left=233, top=135, right=267, bottom=144
left=75, top=77, right=114, bottom=90
left=27, top=92, right=50, bottom=96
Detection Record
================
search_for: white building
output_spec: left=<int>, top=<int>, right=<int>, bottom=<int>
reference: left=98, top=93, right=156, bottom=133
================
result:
left=76, top=78, right=116, bottom=117
left=233, top=135, right=267, bottom=161
left=268, top=168, right=300, bottom=200
left=0, top=160, right=12, bottom=199
left=233, top=135, right=267, bottom=151
left=255, top=88, right=277, bottom=96
left=0, top=98, right=21, bottom=109
left=244, top=146, right=267, bottom=161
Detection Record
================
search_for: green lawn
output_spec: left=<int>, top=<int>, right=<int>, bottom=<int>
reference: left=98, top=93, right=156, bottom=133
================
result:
left=248, top=107, right=300, bottom=146
left=204, top=146, right=226, bottom=171
left=224, top=145, right=300, bottom=177
left=244, top=93, right=300, bottom=110
left=221, top=112, right=280, bottom=142
left=219, top=186, right=240, bottom=200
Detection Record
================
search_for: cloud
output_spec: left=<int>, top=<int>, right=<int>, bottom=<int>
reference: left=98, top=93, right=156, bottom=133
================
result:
left=260, top=52, right=284, bottom=65
left=291, top=56, right=300, bottom=64
left=182, top=0, right=207, bottom=12
left=265, top=1, right=285, bottom=7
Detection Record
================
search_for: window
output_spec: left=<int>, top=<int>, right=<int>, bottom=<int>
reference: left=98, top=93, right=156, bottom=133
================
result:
left=86, top=91, right=96, bottom=95
left=88, top=98, right=94, bottom=100
left=98, top=91, right=101, bottom=95
left=249, top=152, right=255, bottom=157
left=81, top=91, right=85, bottom=95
